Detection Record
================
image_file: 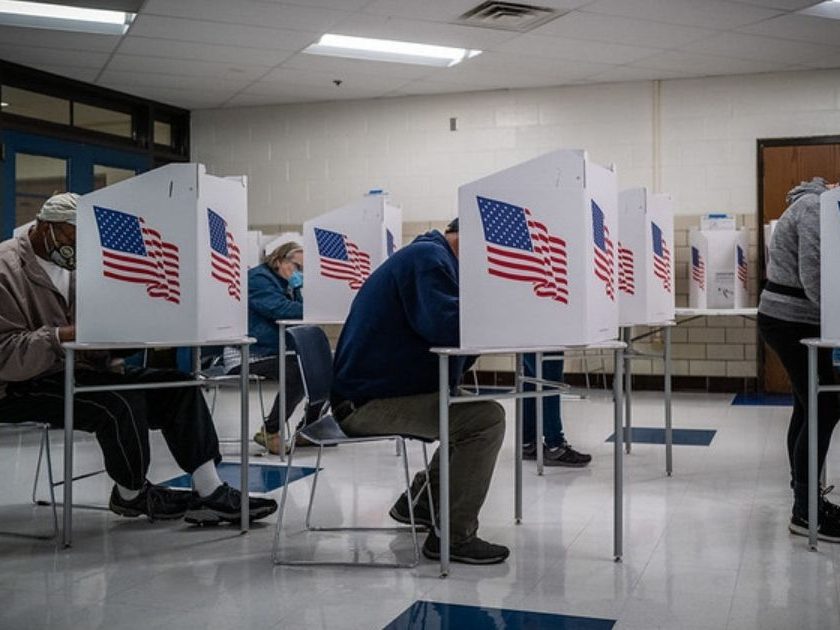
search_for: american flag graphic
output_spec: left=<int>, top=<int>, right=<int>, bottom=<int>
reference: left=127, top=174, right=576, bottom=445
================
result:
left=591, top=201, right=615, bottom=301
left=207, top=208, right=241, bottom=301
left=737, top=245, right=748, bottom=289
left=314, top=227, right=371, bottom=290
left=691, top=246, right=705, bottom=290
left=476, top=196, right=568, bottom=304
left=651, top=222, right=672, bottom=293
left=94, top=206, right=180, bottom=304
left=617, top=242, right=635, bottom=295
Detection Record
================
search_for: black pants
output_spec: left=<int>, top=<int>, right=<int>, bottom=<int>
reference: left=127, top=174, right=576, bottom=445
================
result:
left=0, top=368, right=221, bottom=490
left=228, top=355, right=304, bottom=434
left=757, top=313, right=840, bottom=512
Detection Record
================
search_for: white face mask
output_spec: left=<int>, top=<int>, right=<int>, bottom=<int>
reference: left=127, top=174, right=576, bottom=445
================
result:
left=45, top=224, right=76, bottom=271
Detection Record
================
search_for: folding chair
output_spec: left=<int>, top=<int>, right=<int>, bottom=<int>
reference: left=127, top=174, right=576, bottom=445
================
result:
left=271, top=325, right=435, bottom=568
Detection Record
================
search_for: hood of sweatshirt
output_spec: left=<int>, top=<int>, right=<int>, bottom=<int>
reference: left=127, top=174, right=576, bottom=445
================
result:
left=786, top=176, right=829, bottom=205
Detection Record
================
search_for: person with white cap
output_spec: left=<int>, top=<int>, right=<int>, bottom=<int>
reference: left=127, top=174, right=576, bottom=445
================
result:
left=0, top=193, right=278, bottom=526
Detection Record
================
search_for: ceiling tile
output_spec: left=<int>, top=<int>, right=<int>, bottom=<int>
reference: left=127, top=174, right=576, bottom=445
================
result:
left=738, top=13, right=840, bottom=45
left=35, top=65, right=102, bottom=83
left=127, top=14, right=319, bottom=50
left=583, top=0, right=782, bottom=29
left=256, top=67, right=413, bottom=93
left=494, top=33, right=663, bottom=65
left=326, top=13, right=519, bottom=49
left=96, top=84, right=235, bottom=108
left=279, top=0, right=370, bottom=10
left=677, top=31, right=840, bottom=65
left=530, top=10, right=718, bottom=49
left=360, top=0, right=593, bottom=22
left=278, top=53, right=439, bottom=80
left=585, top=65, right=697, bottom=83
left=0, top=45, right=110, bottom=69
left=725, top=0, right=822, bottom=9
left=118, top=36, right=295, bottom=66
left=0, top=25, right=121, bottom=52
left=141, top=0, right=349, bottom=32
left=632, top=50, right=799, bottom=74
left=105, top=54, right=271, bottom=80
left=98, top=69, right=254, bottom=92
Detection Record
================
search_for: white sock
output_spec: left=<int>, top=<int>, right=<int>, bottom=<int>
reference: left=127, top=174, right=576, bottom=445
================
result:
left=192, top=460, right=224, bottom=498
left=117, top=484, right=140, bottom=501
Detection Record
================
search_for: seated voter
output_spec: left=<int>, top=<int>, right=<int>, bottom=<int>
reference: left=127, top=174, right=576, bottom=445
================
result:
left=758, top=177, right=840, bottom=542
left=224, top=242, right=306, bottom=455
left=331, top=218, right=509, bottom=565
left=0, top=193, right=277, bottom=525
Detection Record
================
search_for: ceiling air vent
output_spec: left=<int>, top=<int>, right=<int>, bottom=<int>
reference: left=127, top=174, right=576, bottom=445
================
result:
left=455, top=1, right=565, bottom=32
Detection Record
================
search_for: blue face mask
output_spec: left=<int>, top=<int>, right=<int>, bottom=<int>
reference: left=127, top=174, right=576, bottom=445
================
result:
left=289, top=270, right=303, bottom=289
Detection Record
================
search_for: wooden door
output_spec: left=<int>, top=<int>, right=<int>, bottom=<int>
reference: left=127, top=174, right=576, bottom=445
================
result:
left=758, top=139, right=840, bottom=392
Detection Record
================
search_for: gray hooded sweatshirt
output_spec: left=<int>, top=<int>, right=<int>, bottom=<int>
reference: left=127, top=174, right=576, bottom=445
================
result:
left=758, top=177, right=826, bottom=325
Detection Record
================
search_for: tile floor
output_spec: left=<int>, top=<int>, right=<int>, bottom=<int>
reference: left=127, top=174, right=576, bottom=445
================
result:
left=1, top=389, right=839, bottom=630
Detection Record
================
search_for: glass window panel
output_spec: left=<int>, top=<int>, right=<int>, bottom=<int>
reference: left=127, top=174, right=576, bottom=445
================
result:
left=15, top=153, right=68, bottom=228
left=74, top=102, right=132, bottom=138
left=154, top=120, right=172, bottom=146
left=2, top=86, right=70, bottom=125
left=93, top=164, right=136, bottom=190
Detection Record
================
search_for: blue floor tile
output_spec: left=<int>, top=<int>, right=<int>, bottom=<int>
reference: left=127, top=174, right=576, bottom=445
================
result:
left=384, top=601, right=615, bottom=630
left=160, top=462, right=317, bottom=493
left=606, top=426, right=716, bottom=446
left=731, top=392, right=793, bottom=406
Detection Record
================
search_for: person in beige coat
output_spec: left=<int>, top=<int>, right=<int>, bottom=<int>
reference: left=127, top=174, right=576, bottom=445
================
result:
left=0, top=193, right=276, bottom=525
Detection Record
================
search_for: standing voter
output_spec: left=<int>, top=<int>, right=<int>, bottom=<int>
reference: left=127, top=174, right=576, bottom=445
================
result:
left=758, top=176, right=840, bottom=542
left=0, top=193, right=277, bottom=525
left=224, top=242, right=306, bottom=455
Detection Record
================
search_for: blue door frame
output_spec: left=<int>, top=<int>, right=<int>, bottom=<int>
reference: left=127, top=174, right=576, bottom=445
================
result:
left=1, top=130, right=151, bottom=238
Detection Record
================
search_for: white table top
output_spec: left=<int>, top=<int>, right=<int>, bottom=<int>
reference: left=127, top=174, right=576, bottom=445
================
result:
left=431, top=340, right=627, bottom=356
left=620, top=320, right=676, bottom=329
left=675, top=307, right=758, bottom=317
left=801, top=338, right=840, bottom=348
left=276, top=319, right=344, bottom=326
left=63, top=338, right=255, bottom=350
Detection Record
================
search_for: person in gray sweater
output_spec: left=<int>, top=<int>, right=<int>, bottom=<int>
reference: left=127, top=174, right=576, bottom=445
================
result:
left=758, top=176, right=840, bottom=542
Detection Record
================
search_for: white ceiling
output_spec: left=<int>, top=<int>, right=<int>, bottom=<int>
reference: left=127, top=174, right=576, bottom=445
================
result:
left=1, top=0, right=839, bottom=110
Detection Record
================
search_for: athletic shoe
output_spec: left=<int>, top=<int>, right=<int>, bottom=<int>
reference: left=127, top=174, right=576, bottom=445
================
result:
left=184, top=483, right=277, bottom=525
left=109, top=481, right=193, bottom=521
left=524, top=442, right=592, bottom=467
left=388, top=492, right=435, bottom=529
left=789, top=504, right=840, bottom=543
left=422, top=531, right=510, bottom=565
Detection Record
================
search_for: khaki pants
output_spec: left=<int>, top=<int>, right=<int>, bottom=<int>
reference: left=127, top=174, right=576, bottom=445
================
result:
left=341, top=392, right=505, bottom=544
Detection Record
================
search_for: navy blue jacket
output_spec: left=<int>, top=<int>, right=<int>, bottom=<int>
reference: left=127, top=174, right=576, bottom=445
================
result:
left=248, top=263, right=302, bottom=357
left=332, top=231, right=471, bottom=403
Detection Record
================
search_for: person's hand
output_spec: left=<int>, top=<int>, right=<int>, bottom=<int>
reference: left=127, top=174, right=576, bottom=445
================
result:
left=57, top=325, right=76, bottom=342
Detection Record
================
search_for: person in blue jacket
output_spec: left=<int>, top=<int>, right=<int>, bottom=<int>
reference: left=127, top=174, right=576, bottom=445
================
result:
left=225, top=241, right=305, bottom=454
left=331, top=218, right=509, bottom=565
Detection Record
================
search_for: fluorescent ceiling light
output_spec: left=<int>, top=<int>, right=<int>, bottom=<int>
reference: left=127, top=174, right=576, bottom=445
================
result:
left=303, top=34, right=481, bottom=67
left=0, top=0, right=135, bottom=35
left=799, top=1, right=840, bottom=19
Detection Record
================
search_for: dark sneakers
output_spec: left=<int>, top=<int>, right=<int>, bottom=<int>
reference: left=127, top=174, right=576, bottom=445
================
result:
left=422, top=531, right=510, bottom=565
left=109, top=482, right=194, bottom=520
left=184, top=483, right=278, bottom=525
left=523, top=441, right=592, bottom=467
left=389, top=492, right=435, bottom=529
left=790, top=505, right=840, bottom=543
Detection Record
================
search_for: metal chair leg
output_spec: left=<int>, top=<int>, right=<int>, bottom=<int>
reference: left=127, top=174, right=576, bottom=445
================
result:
left=271, top=432, right=298, bottom=564
left=304, top=445, right=324, bottom=530
left=399, top=437, right=420, bottom=566
left=43, top=428, right=58, bottom=538
left=421, top=443, right=437, bottom=533
left=32, top=425, right=47, bottom=505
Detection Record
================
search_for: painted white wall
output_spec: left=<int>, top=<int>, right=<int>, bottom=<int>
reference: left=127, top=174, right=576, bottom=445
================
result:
left=192, top=68, right=840, bottom=227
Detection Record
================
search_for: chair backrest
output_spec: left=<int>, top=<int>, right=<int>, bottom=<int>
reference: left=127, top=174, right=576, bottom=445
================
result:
left=286, top=326, right=333, bottom=426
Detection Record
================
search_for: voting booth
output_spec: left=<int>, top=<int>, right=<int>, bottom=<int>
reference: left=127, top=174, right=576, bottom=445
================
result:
left=459, top=149, right=618, bottom=348
left=76, top=163, right=248, bottom=343
left=763, top=220, right=778, bottom=272
left=689, top=216, right=750, bottom=309
left=821, top=188, right=840, bottom=339
left=303, top=194, right=401, bottom=320
left=617, top=188, right=675, bottom=326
